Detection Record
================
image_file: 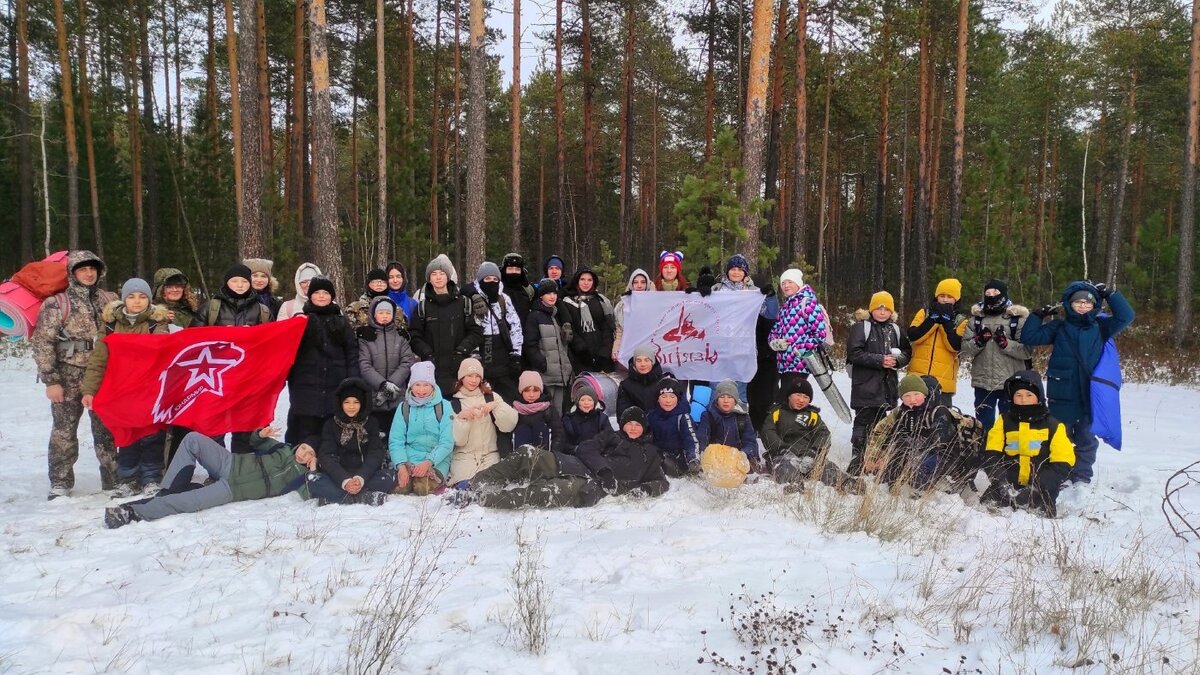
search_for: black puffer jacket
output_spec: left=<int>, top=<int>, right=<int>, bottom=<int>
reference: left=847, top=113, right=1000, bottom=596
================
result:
left=615, top=357, right=671, bottom=418
left=287, top=303, right=359, bottom=417
left=408, top=281, right=484, bottom=393
left=574, top=429, right=669, bottom=497
left=846, top=310, right=913, bottom=408
left=197, top=286, right=269, bottom=327
left=558, top=267, right=615, bottom=372
left=562, top=403, right=609, bottom=448
left=317, top=379, right=386, bottom=485
left=512, top=395, right=567, bottom=453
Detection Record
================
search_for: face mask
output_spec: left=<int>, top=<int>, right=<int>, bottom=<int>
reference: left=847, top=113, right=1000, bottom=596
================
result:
left=480, top=280, right=501, bottom=302
left=983, top=294, right=1007, bottom=310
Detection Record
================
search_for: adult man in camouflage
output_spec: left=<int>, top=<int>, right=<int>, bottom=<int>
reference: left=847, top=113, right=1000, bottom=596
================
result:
left=32, top=251, right=119, bottom=499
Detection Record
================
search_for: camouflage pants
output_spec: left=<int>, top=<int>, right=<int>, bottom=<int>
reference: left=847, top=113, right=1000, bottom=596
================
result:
left=49, top=370, right=117, bottom=490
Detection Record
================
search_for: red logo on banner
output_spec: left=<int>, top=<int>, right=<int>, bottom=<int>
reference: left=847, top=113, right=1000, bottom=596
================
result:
left=661, top=306, right=707, bottom=342
left=152, top=341, right=247, bottom=424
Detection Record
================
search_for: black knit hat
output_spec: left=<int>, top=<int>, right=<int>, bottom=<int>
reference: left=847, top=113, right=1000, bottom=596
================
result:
left=656, top=377, right=685, bottom=399
left=783, top=377, right=814, bottom=401
left=336, top=377, right=374, bottom=417
left=1004, top=370, right=1044, bottom=402
left=224, top=263, right=252, bottom=284
left=984, top=279, right=1009, bottom=299
left=366, top=268, right=388, bottom=284
left=619, top=406, right=646, bottom=429
left=307, top=276, right=336, bottom=301
left=535, top=278, right=558, bottom=298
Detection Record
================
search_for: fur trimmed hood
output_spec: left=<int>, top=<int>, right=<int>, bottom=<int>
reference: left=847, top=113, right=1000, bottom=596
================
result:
left=970, top=302, right=1028, bottom=319
left=101, top=300, right=171, bottom=324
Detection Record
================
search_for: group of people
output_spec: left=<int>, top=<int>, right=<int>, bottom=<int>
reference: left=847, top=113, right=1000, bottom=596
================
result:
left=25, top=248, right=1133, bottom=528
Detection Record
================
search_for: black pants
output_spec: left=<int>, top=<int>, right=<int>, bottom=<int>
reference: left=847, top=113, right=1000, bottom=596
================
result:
left=849, top=405, right=890, bottom=474
left=286, top=411, right=328, bottom=447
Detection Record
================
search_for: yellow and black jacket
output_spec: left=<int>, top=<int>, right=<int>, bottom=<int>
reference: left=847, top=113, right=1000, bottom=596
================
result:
left=984, top=408, right=1075, bottom=487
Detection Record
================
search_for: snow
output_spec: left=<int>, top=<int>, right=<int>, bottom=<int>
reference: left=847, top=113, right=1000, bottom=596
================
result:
left=1, top=350, right=1198, bottom=674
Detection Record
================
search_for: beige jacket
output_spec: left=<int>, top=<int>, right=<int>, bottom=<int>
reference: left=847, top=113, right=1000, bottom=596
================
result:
left=449, top=387, right=519, bottom=483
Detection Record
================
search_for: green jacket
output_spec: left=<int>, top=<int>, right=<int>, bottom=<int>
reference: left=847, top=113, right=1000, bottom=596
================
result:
left=228, top=432, right=312, bottom=501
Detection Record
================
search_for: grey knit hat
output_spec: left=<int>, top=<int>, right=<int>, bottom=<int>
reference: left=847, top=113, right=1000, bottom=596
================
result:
left=426, top=254, right=457, bottom=283
left=713, top=379, right=741, bottom=404
left=475, top=261, right=502, bottom=283
left=120, top=278, right=153, bottom=301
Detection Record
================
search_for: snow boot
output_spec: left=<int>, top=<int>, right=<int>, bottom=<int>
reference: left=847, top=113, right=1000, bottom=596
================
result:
left=47, top=486, right=70, bottom=501
left=109, top=481, right=140, bottom=499
left=356, top=491, right=389, bottom=507
left=104, top=505, right=142, bottom=529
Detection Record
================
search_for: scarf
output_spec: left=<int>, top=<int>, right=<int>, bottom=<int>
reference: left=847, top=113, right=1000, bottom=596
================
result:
left=566, top=295, right=597, bottom=333
left=514, top=400, right=551, bottom=415
left=336, top=415, right=369, bottom=447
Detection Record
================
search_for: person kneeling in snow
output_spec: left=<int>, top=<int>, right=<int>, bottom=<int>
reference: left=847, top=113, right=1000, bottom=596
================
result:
left=863, top=374, right=958, bottom=489
left=697, top=380, right=762, bottom=473
left=980, top=371, right=1075, bottom=517
left=104, top=427, right=315, bottom=529
left=307, top=378, right=396, bottom=505
left=453, top=407, right=669, bottom=508
left=760, top=378, right=857, bottom=492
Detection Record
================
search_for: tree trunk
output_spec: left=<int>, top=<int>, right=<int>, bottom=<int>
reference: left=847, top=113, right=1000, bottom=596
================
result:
left=947, top=0, right=968, bottom=269
left=1104, top=71, right=1136, bottom=287
left=351, top=11, right=361, bottom=232
left=431, top=0, right=442, bottom=247
left=762, top=0, right=789, bottom=241
left=256, top=0, right=271, bottom=175
left=54, top=0, right=80, bottom=249
left=173, top=0, right=182, bottom=148
left=913, top=0, right=931, bottom=303
left=17, top=0, right=34, bottom=262
left=815, top=10, right=833, bottom=284
left=1034, top=103, right=1050, bottom=275
left=465, top=0, right=486, bottom=272
left=1177, top=0, right=1200, bottom=348
left=376, top=0, right=388, bottom=265
left=206, top=0, right=219, bottom=146
left=309, top=0, right=343, bottom=294
left=554, top=0, right=565, bottom=253
left=238, top=0, right=264, bottom=258
left=138, top=0, right=160, bottom=272
left=160, top=0, right=171, bottom=139
left=580, top=0, right=595, bottom=259
left=224, top=0, right=244, bottom=232
left=738, top=0, right=776, bottom=269
left=511, top=0, right=522, bottom=251
left=618, top=0, right=635, bottom=257
left=126, top=0, right=144, bottom=276
left=872, top=3, right=890, bottom=289
left=287, top=0, right=306, bottom=232
left=704, top=0, right=717, bottom=160
left=790, top=0, right=807, bottom=264
left=77, top=0, right=103, bottom=257
left=452, top=0, right=461, bottom=250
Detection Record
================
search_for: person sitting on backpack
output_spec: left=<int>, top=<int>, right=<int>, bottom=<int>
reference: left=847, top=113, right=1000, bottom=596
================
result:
left=846, top=291, right=912, bottom=474
left=244, top=258, right=283, bottom=320
left=195, top=263, right=271, bottom=327
left=347, top=268, right=407, bottom=335
left=645, top=376, right=700, bottom=477
left=501, top=252, right=536, bottom=323
left=612, top=268, right=654, bottom=368
left=389, top=361, right=454, bottom=496
left=81, top=278, right=172, bottom=495
left=980, top=371, right=1075, bottom=517
left=511, top=370, right=567, bottom=453
left=523, top=279, right=574, bottom=412
left=453, top=407, right=668, bottom=509
left=559, top=266, right=616, bottom=373
left=277, top=262, right=321, bottom=320
left=308, top=378, right=395, bottom=505
left=907, top=278, right=969, bottom=406
left=863, top=375, right=958, bottom=489
left=408, top=255, right=485, bottom=396
left=358, top=297, right=418, bottom=438
left=697, top=379, right=761, bottom=472
left=465, top=261, right=524, bottom=402
left=761, top=378, right=854, bottom=491
left=616, top=344, right=672, bottom=417
left=285, top=276, right=359, bottom=447
left=103, top=427, right=315, bottom=528
left=449, top=358, right=518, bottom=484
left=960, top=279, right=1032, bottom=430
left=562, top=382, right=610, bottom=450
left=153, top=267, right=201, bottom=329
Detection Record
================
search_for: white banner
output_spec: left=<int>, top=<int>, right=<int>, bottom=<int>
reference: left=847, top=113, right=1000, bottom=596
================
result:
left=619, top=291, right=763, bottom=381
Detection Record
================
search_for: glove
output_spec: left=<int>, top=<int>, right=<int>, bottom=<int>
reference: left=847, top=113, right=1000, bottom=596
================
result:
left=509, top=352, right=523, bottom=374
left=598, top=470, right=618, bottom=495
left=1033, top=304, right=1059, bottom=319
left=697, top=267, right=716, bottom=297
left=751, top=272, right=774, bottom=296
left=748, top=457, right=764, bottom=474
left=698, top=285, right=714, bottom=298
left=373, top=391, right=390, bottom=408
left=686, top=460, right=702, bottom=475
left=382, top=381, right=402, bottom=401
left=994, top=329, right=1008, bottom=350
left=1092, top=282, right=1111, bottom=299
left=769, top=338, right=790, bottom=352
left=972, top=327, right=992, bottom=348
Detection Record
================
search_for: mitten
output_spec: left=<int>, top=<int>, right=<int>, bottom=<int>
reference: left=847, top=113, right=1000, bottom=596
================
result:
left=1092, top=282, right=1111, bottom=299
left=972, top=327, right=992, bottom=348
left=769, top=338, right=790, bottom=352
left=1033, top=304, right=1058, bottom=319
left=994, top=330, right=1008, bottom=350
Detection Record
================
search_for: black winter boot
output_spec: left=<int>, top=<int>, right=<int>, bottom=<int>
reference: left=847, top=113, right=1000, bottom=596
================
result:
left=104, top=505, right=142, bottom=529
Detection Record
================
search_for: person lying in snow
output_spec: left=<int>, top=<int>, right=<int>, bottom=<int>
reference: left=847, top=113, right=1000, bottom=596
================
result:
left=449, top=407, right=669, bottom=509
left=103, top=427, right=318, bottom=529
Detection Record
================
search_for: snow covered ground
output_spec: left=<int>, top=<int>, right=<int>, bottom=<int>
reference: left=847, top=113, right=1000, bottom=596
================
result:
left=1, top=350, right=1198, bottom=674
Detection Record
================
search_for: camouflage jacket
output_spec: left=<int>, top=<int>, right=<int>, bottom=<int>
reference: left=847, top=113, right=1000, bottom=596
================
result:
left=32, top=251, right=117, bottom=385
left=346, top=292, right=408, bottom=333
left=81, top=301, right=172, bottom=396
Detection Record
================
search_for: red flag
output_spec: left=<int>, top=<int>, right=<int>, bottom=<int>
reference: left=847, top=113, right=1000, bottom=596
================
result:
left=93, top=317, right=307, bottom=446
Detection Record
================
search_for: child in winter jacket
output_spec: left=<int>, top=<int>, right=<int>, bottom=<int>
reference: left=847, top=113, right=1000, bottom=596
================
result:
left=285, top=276, right=359, bottom=447
left=245, top=258, right=283, bottom=320
left=389, top=362, right=454, bottom=495
left=408, top=255, right=486, bottom=396
left=616, top=344, right=672, bottom=417
left=562, top=382, right=610, bottom=450
left=960, top=279, right=1032, bottom=430
left=347, top=268, right=407, bottom=334
left=465, top=261, right=524, bottom=402
left=511, top=371, right=567, bottom=453
left=500, top=252, right=536, bottom=323
left=277, top=262, right=321, bottom=320
left=448, top=357, right=519, bottom=484
left=308, top=378, right=395, bottom=505
left=907, top=278, right=968, bottom=406
left=523, top=279, right=574, bottom=412
left=767, top=268, right=830, bottom=384
left=697, top=379, right=761, bottom=471
left=195, top=263, right=271, bottom=328
left=980, top=371, right=1075, bottom=517
left=761, top=378, right=854, bottom=491
left=81, top=278, right=172, bottom=493
left=456, top=407, right=668, bottom=509
left=612, top=268, right=653, bottom=366
left=358, top=297, right=418, bottom=437
left=864, top=375, right=958, bottom=489
left=645, top=377, right=700, bottom=477
left=846, top=291, right=913, bottom=473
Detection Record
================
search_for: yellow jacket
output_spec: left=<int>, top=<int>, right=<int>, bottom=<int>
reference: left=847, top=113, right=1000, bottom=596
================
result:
left=907, top=308, right=967, bottom=394
left=984, top=413, right=1075, bottom=486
